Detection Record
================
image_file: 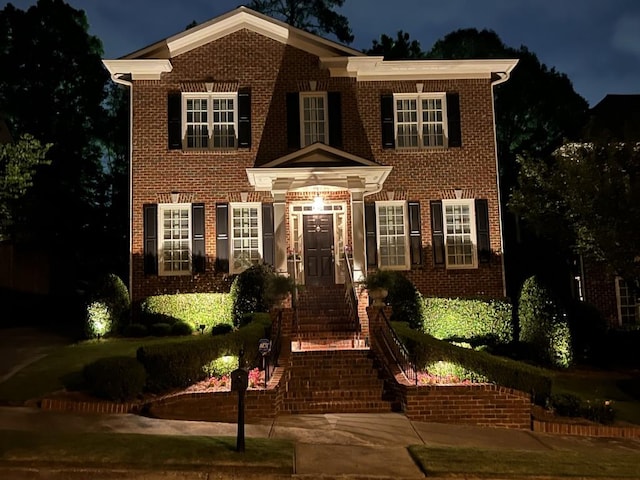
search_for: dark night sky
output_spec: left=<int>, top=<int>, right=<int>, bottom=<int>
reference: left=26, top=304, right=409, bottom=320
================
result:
left=6, top=0, right=640, bottom=107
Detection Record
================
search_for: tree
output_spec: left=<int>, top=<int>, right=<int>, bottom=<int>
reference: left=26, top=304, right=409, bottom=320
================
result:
left=0, top=0, right=113, bottom=295
left=425, top=28, right=590, bottom=300
left=247, top=0, right=354, bottom=44
left=365, top=31, right=425, bottom=59
left=510, top=141, right=640, bottom=290
left=0, top=134, right=51, bottom=240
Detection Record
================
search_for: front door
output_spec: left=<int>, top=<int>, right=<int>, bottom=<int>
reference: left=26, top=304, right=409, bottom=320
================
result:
left=303, top=214, right=334, bottom=286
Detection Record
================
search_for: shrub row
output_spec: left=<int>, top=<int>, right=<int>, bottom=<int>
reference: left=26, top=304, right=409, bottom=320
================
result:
left=139, top=292, right=233, bottom=332
left=82, top=314, right=272, bottom=400
left=392, top=321, right=553, bottom=404
left=421, top=296, right=514, bottom=346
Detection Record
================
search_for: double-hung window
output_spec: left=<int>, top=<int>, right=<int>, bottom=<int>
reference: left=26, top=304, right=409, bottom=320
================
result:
left=184, top=93, right=237, bottom=150
left=442, top=199, right=477, bottom=268
left=300, top=92, right=328, bottom=146
left=615, top=277, right=638, bottom=326
left=230, top=203, right=262, bottom=274
left=376, top=201, right=410, bottom=270
left=394, top=93, right=446, bottom=148
left=158, top=204, right=191, bottom=275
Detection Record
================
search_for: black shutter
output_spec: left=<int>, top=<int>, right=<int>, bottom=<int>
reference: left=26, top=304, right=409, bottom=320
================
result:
left=143, top=204, right=158, bottom=274
left=446, top=92, right=461, bottom=148
left=192, top=203, right=206, bottom=273
left=365, top=203, right=377, bottom=267
left=215, top=203, right=229, bottom=272
left=430, top=200, right=445, bottom=265
left=168, top=93, right=182, bottom=150
left=475, top=199, right=491, bottom=264
left=238, top=88, right=251, bottom=148
left=286, top=92, right=300, bottom=148
left=381, top=94, right=395, bottom=149
left=262, top=203, right=275, bottom=267
left=408, top=201, right=422, bottom=266
left=328, top=91, right=342, bottom=148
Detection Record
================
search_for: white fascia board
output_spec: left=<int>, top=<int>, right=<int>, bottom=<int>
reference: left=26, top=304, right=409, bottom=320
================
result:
left=102, top=59, right=173, bottom=80
left=321, top=57, right=519, bottom=81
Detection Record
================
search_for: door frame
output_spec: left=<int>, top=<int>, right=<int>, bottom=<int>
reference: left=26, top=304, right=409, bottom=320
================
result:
left=288, top=200, right=347, bottom=285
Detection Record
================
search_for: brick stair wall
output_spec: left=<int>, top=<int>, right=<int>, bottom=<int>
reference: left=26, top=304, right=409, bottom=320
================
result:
left=277, top=349, right=395, bottom=414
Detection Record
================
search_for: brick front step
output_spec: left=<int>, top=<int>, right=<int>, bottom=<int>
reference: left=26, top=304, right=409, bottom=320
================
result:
left=278, top=399, right=395, bottom=414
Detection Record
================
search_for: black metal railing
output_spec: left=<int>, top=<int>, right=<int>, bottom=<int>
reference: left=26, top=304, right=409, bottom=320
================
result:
left=343, top=248, right=361, bottom=337
left=372, top=307, right=418, bottom=385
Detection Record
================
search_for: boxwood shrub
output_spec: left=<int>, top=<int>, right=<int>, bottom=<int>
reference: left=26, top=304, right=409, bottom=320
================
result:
left=421, top=297, right=514, bottom=347
left=82, top=356, right=146, bottom=402
left=139, top=292, right=233, bottom=331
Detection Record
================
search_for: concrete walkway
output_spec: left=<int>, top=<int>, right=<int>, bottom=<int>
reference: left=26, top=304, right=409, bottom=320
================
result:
left=2, top=406, right=640, bottom=479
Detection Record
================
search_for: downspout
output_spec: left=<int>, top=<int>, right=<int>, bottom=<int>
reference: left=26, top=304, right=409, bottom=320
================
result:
left=491, top=70, right=512, bottom=299
left=110, top=73, right=134, bottom=303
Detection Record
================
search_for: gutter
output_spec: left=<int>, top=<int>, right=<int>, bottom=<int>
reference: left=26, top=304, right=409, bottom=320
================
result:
left=110, top=73, right=134, bottom=301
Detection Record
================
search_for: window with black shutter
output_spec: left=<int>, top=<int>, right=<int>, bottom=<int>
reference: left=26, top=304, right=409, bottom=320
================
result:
left=215, top=203, right=229, bottom=272
left=192, top=203, right=206, bottom=273
left=143, top=204, right=158, bottom=274
left=475, top=199, right=490, bottom=263
left=237, top=88, right=251, bottom=148
left=167, top=93, right=182, bottom=150
left=446, top=92, right=462, bottom=148
left=380, top=94, right=395, bottom=148
left=408, top=201, right=422, bottom=266
left=430, top=200, right=445, bottom=265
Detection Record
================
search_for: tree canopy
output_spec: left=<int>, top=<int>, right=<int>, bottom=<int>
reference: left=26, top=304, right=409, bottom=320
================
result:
left=247, top=0, right=354, bottom=44
left=365, top=31, right=426, bottom=59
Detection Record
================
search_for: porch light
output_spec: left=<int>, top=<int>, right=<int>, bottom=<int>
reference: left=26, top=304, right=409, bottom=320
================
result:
left=312, top=194, right=324, bottom=212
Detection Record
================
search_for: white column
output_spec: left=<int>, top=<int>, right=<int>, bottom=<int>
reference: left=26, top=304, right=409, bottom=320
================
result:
left=273, top=191, right=287, bottom=275
left=350, top=188, right=366, bottom=283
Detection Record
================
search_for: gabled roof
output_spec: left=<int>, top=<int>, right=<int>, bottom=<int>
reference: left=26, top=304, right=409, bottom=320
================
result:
left=102, top=6, right=518, bottom=82
left=121, top=6, right=363, bottom=60
left=246, top=143, right=392, bottom=194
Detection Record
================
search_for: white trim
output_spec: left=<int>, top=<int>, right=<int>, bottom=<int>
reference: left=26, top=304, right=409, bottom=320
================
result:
left=615, top=276, right=638, bottom=326
left=320, top=57, right=519, bottom=81
left=442, top=199, right=478, bottom=270
left=102, top=59, right=172, bottom=80
left=299, top=92, right=329, bottom=147
left=393, top=92, right=448, bottom=149
left=182, top=92, right=238, bottom=150
left=375, top=200, right=410, bottom=270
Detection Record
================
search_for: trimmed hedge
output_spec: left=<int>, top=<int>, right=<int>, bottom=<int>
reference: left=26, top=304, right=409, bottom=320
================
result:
left=392, top=321, right=553, bottom=404
left=137, top=314, right=271, bottom=393
left=82, top=356, right=146, bottom=402
left=139, top=293, right=233, bottom=331
left=421, top=297, right=514, bottom=347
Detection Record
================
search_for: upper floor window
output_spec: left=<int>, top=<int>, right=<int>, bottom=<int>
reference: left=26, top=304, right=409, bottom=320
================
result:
left=300, top=92, right=328, bottom=146
left=168, top=90, right=250, bottom=151
left=184, top=93, right=237, bottom=150
left=381, top=92, right=460, bottom=150
left=158, top=203, right=192, bottom=275
left=376, top=201, right=410, bottom=270
left=394, top=93, right=446, bottom=148
left=287, top=91, right=342, bottom=149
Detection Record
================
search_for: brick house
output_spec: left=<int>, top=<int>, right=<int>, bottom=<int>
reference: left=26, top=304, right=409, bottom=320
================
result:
left=102, top=6, right=518, bottom=307
left=574, top=94, right=640, bottom=328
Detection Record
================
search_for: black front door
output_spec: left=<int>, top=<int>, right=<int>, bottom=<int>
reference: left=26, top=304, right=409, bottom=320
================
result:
left=303, top=214, right=334, bottom=286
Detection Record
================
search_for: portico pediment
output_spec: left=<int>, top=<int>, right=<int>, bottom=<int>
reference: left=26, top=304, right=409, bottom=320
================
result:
left=246, top=143, right=392, bottom=194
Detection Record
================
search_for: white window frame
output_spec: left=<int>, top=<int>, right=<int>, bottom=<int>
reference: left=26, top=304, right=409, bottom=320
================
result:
left=394, top=93, right=447, bottom=149
left=375, top=201, right=410, bottom=270
left=158, top=203, right=192, bottom=276
left=299, top=92, right=328, bottom=147
left=615, top=277, right=638, bottom=326
left=442, top=199, right=477, bottom=269
left=229, top=202, right=263, bottom=275
left=183, top=92, right=238, bottom=150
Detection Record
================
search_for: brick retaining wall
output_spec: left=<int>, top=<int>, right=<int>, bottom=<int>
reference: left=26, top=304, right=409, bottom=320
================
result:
left=402, top=383, right=532, bottom=429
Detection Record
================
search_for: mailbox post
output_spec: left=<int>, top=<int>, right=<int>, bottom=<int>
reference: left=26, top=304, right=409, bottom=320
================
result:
left=231, top=351, right=248, bottom=452
left=258, top=338, right=271, bottom=388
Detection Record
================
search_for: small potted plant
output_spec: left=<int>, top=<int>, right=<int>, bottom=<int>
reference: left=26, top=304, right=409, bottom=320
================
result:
left=363, top=269, right=396, bottom=307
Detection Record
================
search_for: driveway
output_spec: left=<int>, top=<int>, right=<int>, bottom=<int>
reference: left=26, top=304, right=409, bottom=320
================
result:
left=0, top=327, right=73, bottom=384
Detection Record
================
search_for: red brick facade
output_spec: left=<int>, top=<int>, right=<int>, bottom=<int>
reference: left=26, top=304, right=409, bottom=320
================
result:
left=104, top=7, right=515, bottom=305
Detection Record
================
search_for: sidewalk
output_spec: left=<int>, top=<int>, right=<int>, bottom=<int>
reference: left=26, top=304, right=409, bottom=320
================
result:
left=2, top=406, right=640, bottom=479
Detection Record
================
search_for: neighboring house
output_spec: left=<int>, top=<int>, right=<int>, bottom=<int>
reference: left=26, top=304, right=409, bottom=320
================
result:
left=575, top=94, right=640, bottom=328
left=102, top=6, right=518, bottom=306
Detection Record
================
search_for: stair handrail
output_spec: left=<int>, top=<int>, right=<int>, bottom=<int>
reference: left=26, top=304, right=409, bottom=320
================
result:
left=343, top=246, right=361, bottom=337
left=372, top=307, right=418, bottom=385
left=251, top=308, right=282, bottom=387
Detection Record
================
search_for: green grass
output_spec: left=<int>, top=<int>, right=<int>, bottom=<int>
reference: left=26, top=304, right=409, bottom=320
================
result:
left=409, top=445, right=640, bottom=478
left=0, top=430, right=293, bottom=472
left=0, top=336, right=198, bottom=403
left=552, top=367, right=640, bottom=424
